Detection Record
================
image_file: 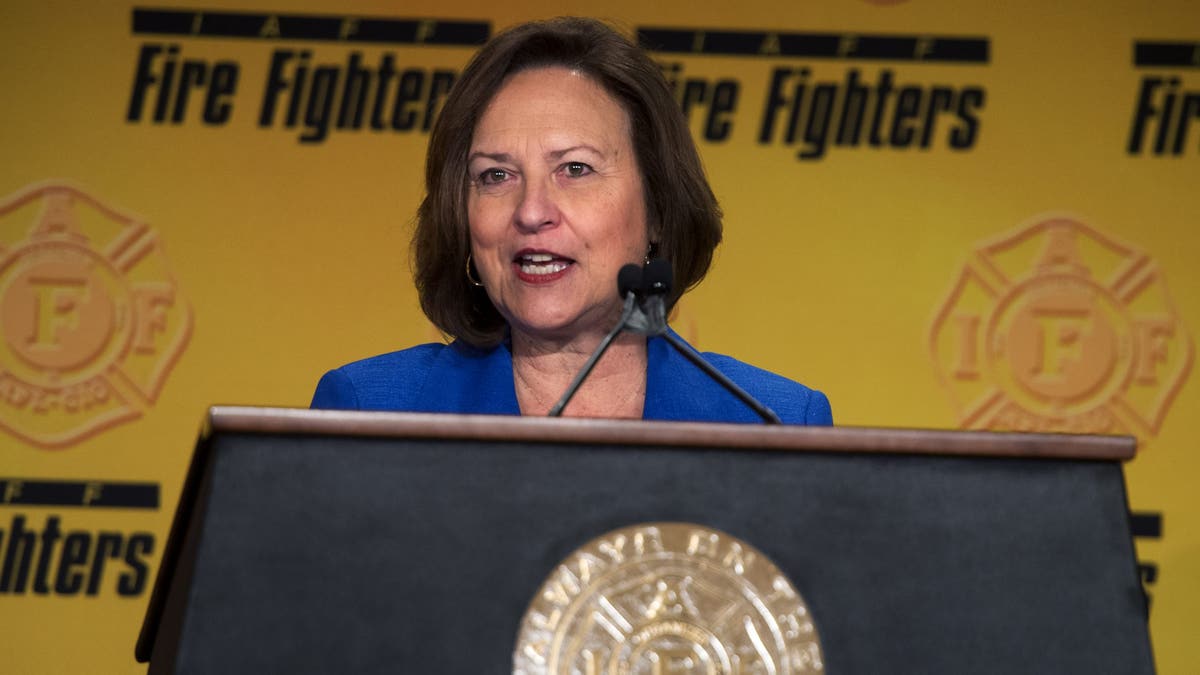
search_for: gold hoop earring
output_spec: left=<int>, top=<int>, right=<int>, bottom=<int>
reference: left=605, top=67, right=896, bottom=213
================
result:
left=466, top=254, right=484, bottom=287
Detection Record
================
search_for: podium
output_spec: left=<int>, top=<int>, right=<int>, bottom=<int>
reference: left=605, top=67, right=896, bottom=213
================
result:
left=136, top=407, right=1154, bottom=673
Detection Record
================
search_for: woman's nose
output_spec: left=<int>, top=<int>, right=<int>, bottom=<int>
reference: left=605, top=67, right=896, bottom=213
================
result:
left=513, top=179, right=559, bottom=233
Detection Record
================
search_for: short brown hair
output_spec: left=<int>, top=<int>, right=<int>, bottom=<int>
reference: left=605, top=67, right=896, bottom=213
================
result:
left=413, top=17, right=723, bottom=346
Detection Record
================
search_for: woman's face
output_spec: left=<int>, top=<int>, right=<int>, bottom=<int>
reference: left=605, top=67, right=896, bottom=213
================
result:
left=467, top=67, right=649, bottom=343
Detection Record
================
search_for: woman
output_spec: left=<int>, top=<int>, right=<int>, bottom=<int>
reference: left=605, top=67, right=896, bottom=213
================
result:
left=312, top=17, right=831, bottom=425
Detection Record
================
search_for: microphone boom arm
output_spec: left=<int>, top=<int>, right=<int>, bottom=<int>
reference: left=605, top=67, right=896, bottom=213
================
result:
left=548, top=292, right=639, bottom=417
left=656, top=329, right=783, bottom=425
left=549, top=259, right=782, bottom=425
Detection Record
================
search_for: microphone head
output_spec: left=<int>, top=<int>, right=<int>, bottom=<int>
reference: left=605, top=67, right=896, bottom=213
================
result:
left=617, top=263, right=644, bottom=298
left=644, top=258, right=672, bottom=295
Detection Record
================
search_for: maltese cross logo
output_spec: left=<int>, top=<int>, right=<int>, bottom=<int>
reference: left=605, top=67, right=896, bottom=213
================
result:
left=929, top=215, right=1192, bottom=436
left=0, top=182, right=192, bottom=448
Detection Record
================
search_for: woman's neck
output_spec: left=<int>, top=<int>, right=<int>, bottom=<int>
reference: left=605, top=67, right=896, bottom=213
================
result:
left=510, top=329, right=647, bottom=418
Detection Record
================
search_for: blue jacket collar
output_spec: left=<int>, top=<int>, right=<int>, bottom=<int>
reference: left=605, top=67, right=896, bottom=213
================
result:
left=414, top=330, right=721, bottom=420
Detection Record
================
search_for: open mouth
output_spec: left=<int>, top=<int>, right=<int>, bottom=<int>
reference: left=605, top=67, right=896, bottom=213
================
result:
left=515, top=252, right=573, bottom=277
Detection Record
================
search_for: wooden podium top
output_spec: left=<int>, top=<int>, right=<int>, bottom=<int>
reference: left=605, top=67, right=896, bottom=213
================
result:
left=204, top=406, right=1137, bottom=461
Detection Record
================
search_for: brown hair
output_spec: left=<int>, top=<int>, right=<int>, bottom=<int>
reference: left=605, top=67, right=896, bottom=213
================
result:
left=413, top=16, right=723, bottom=346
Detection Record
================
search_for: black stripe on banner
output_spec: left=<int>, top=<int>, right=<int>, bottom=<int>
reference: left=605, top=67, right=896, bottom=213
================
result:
left=1134, top=40, right=1200, bottom=68
left=1129, top=512, right=1162, bottom=539
left=0, top=478, right=159, bottom=509
left=132, top=7, right=490, bottom=46
left=638, top=28, right=988, bottom=63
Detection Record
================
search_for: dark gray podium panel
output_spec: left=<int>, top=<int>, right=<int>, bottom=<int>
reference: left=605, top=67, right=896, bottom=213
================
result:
left=144, top=417, right=1152, bottom=674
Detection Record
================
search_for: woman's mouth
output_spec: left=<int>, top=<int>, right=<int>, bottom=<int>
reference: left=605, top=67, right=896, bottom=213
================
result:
left=514, top=252, right=573, bottom=282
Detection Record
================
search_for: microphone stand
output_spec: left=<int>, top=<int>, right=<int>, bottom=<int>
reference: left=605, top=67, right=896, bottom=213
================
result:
left=547, top=291, right=639, bottom=417
left=549, top=260, right=782, bottom=425
left=637, top=292, right=783, bottom=425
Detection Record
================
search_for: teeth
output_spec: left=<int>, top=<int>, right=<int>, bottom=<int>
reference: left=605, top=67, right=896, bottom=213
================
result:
left=520, top=261, right=569, bottom=275
left=517, top=253, right=568, bottom=276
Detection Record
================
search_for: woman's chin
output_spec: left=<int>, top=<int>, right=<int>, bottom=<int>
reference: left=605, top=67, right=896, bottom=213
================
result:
left=507, top=310, right=617, bottom=344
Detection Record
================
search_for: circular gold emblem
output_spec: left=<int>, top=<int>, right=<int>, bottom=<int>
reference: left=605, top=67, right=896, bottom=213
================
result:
left=513, top=523, right=824, bottom=674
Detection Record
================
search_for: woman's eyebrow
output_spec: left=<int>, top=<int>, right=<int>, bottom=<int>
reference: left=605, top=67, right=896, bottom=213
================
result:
left=468, top=145, right=604, bottom=164
left=547, top=144, right=603, bottom=159
left=467, top=151, right=512, bottom=163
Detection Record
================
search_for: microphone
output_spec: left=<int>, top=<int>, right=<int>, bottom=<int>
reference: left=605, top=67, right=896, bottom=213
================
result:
left=617, top=263, right=644, bottom=299
left=550, top=259, right=782, bottom=424
left=634, top=259, right=783, bottom=425
left=639, top=258, right=671, bottom=334
left=643, top=258, right=671, bottom=295
left=548, top=264, right=643, bottom=417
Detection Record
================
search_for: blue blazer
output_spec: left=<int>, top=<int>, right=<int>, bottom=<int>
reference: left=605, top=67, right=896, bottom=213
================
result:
left=311, top=332, right=832, bottom=425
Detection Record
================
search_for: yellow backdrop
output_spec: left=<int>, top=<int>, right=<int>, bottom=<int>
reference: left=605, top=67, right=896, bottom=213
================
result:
left=2, top=1, right=1196, bottom=672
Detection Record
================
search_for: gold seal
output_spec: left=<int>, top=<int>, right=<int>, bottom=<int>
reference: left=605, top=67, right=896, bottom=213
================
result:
left=513, top=522, right=824, bottom=674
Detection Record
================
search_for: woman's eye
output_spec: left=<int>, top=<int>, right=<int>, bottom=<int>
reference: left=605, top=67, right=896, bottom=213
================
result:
left=563, top=162, right=592, bottom=178
left=477, top=168, right=510, bottom=185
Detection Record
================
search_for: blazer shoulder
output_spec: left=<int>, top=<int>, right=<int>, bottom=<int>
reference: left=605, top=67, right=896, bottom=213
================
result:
left=702, top=352, right=833, bottom=426
left=310, top=343, right=446, bottom=410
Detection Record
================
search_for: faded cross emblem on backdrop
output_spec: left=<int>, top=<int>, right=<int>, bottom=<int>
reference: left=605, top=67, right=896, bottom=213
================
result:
left=929, top=216, right=1192, bottom=437
left=0, top=182, right=192, bottom=448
